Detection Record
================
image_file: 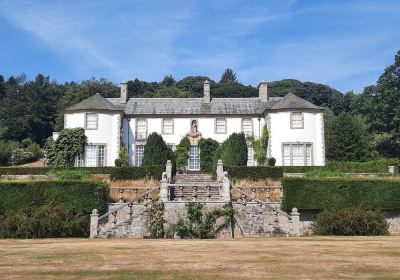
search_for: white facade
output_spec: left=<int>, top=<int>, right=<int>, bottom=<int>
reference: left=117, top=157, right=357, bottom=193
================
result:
left=62, top=81, right=325, bottom=168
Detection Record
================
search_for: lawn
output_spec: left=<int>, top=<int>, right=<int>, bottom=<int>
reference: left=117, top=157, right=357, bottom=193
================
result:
left=0, top=237, right=400, bottom=279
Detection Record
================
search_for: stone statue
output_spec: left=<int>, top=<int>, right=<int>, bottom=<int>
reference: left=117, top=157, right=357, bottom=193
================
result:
left=188, top=119, right=201, bottom=139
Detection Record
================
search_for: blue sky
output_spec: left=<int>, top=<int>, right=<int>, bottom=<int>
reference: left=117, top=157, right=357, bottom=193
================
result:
left=0, top=0, right=399, bottom=93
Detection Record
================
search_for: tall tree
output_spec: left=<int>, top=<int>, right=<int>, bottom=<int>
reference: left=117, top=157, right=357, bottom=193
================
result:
left=219, top=68, right=238, bottom=83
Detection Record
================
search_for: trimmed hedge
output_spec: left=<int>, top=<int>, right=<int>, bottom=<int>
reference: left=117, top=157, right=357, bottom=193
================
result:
left=110, top=166, right=164, bottom=180
left=225, top=166, right=283, bottom=180
left=0, top=166, right=165, bottom=180
left=282, top=177, right=400, bottom=210
left=283, top=160, right=399, bottom=174
left=0, top=180, right=108, bottom=214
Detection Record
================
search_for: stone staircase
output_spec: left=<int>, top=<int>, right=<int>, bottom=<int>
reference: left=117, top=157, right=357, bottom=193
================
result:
left=170, top=173, right=222, bottom=201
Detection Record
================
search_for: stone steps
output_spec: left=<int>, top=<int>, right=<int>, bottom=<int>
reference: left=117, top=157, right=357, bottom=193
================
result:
left=170, top=186, right=220, bottom=201
left=175, top=173, right=215, bottom=183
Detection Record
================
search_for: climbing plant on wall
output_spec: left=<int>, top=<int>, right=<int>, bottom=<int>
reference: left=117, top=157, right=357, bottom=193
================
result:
left=174, top=137, right=191, bottom=170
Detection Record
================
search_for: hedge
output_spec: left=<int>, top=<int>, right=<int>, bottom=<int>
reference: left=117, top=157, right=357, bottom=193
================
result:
left=0, top=166, right=165, bottom=180
left=0, top=180, right=108, bottom=214
left=224, top=166, right=283, bottom=180
left=283, top=160, right=399, bottom=174
left=109, top=166, right=164, bottom=180
left=282, top=177, right=400, bottom=211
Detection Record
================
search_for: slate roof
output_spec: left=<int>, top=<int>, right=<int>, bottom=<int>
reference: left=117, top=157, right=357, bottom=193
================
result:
left=65, top=92, right=322, bottom=115
left=270, top=92, right=323, bottom=110
left=64, top=93, right=122, bottom=111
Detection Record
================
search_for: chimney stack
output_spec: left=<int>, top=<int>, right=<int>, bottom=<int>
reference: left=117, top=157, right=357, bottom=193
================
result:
left=203, top=79, right=211, bottom=104
left=120, top=80, right=127, bottom=104
left=259, top=80, right=268, bottom=103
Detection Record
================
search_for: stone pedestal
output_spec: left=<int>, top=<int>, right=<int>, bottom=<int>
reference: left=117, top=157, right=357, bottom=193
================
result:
left=166, top=160, right=172, bottom=182
left=159, top=172, right=169, bottom=202
left=90, top=209, right=99, bottom=239
left=222, top=171, right=231, bottom=202
left=216, top=159, right=224, bottom=182
left=290, top=208, right=300, bottom=236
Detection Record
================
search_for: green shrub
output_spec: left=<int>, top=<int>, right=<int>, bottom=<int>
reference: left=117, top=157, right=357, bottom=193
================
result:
left=175, top=137, right=190, bottom=170
left=109, top=166, right=164, bottom=180
left=118, top=145, right=129, bottom=167
left=0, top=140, right=20, bottom=166
left=0, top=180, right=108, bottom=215
left=312, top=207, right=389, bottom=236
left=142, top=133, right=174, bottom=166
left=0, top=204, right=89, bottom=238
left=199, top=138, right=220, bottom=173
left=282, top=177, right=400, bottom=210
left=148, top=201, right=165, bottom=238
left=224, top=166, right=283, bottom=180
left=304, top=170, right=347, bottom=177
left=219, top=133, right=247, bottom=166
left=267, top=157, right=276, bottom=167
left=10, top=148, right=36, bottom=165
left=49, top=169, right=91, bottom=180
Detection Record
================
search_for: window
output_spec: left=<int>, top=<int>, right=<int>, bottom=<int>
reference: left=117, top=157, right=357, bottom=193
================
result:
left=290, top=112, right=303, bottom=129
left=215, top=118, right=226, bottom=134
left=247, top=145, right=254, bottom=166
left=82, top=145, right=106, bottom=167
left=136, top=119, right=147, bottom=140
left=188, top=145, right=200, bottom=171
left=163, top=119, right=174, bottom=134
left=242, top=118, right=253, bottom=137
left=85, top=113, right=98, bottom=130
left=282, top=143, right=313, bottom=166
left=135, top=145, right=144, bottom=166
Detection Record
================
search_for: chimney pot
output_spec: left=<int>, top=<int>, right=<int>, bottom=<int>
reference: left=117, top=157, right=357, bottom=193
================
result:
left=203, top=79, right=211, bottom=104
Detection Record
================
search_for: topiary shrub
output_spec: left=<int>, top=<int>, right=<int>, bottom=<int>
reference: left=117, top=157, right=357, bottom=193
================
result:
left=312, top=207, right=389, bottom=236
left=199, top=138, right=220, bottom=173
left=219, top=133, right=247, bottom=166
left=267, top=157, right=276, bottom=167
left=174, top=137, right=190, bottom=170
left=114, top=158, right=122, bottom=167
left=142, top=133, right=174, bottom=166
left=118, top=144, right=129, bottom=167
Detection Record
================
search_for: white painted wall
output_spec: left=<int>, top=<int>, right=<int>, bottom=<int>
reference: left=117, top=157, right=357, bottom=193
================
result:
left=122, top=117, right=265, bottom=166
left=64, top=112, right=121, bottom=166
left=268, top=111, right=325, bottom=166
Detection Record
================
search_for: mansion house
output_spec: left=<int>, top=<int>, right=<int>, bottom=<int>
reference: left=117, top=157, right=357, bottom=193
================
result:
left=60, top=80, right=325, bottom=170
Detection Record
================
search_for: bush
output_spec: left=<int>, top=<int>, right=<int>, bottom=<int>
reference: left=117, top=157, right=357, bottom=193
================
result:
left=142, top=133, right=174, bottom=166
left=0, top=204, right=89, bottom=238
left=312, top=207, right=389, bottom=236
left=175, top=137, right=191, bottom=169
left=10, top=148, right=36, bottom=165
left=118, top=145, right=129, bottom=167
left=199, top=138, right=220, bottom=172
left=49, top=169, right=91, bottom=180
left=114, top=158, right=122, bottom=167
left=219, top=133, right=247, bottom=166
left=0, top=180, right=108, bottom=215
left=304, top=170, right=347, bottom=177
left=0, top=140, right=20, bottom=166
left=224, top=166, right=283, bottom=180
left=282, top=177, right=400, bottom=210
left=267, top=157, right=276, bottom=167
left=110, top=166, right=164, bottom=180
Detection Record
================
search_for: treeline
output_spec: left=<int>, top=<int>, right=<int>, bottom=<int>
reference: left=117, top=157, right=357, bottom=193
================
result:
left=0, top=50, right=399, bottom=165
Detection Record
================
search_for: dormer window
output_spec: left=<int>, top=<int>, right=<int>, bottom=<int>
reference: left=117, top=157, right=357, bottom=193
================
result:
left=290, top=112, right=304, bottom=129
left=85, top=113, right=98, bottom=130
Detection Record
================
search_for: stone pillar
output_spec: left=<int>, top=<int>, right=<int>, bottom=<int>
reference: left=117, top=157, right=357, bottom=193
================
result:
left=216, top=159, right=224, bottom=182
left=388, top=165, right=395, bottom=175
left=159, top=172, right=169, bottom=202
left=90, top=209, right=99, bottom=239
left=166, top=160, right=172, bottom=182
left=222, top=171, right=231, bottom=202
left=290, top=208, right=300, bottom=236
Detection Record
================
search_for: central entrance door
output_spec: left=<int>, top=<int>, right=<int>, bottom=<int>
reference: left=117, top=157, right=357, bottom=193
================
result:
left=188, top=145, right=200, bottom=171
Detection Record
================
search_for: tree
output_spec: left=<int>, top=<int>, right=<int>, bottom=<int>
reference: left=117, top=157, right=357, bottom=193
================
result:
left=199, top=138, right=220, bottom=172
left=44, top=128, right=87, bottom=167
left=142, top=133, right=174, bottom=166
left=217, top=133, right=247, bottom=166
left=249, top=123, right=269, bottom=166
left=161, top=75, right=176, bottom=87
left=219, top=68, right=237, bottom=83
left=174, top=137, right=191, bottom=169
left=325, top=113, right=372, bottom=161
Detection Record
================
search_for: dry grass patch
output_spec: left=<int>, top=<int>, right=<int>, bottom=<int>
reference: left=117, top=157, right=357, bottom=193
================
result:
left=0, top=237, right=400, bottom=279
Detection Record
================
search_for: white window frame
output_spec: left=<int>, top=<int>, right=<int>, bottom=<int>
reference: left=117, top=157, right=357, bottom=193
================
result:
left=188, top=145, right=200, bottom=171
left=242, top=118, right=253, bottom=137
left=136, top=118, right=147, bottom=140
left=282, top=143, right=313, bottom=166
left=85, top=113, right=98, bottom=130
left=247, top=145, right=254, bottom=166
left=77, top=144, right=106, bottom=167
left=290, top=112, right=304, bottom=129
left=162, top=118, right=174, bottom=134
left=134, top=144, right=145, bottom=166
left=215, top=118, right=227, bottom=134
